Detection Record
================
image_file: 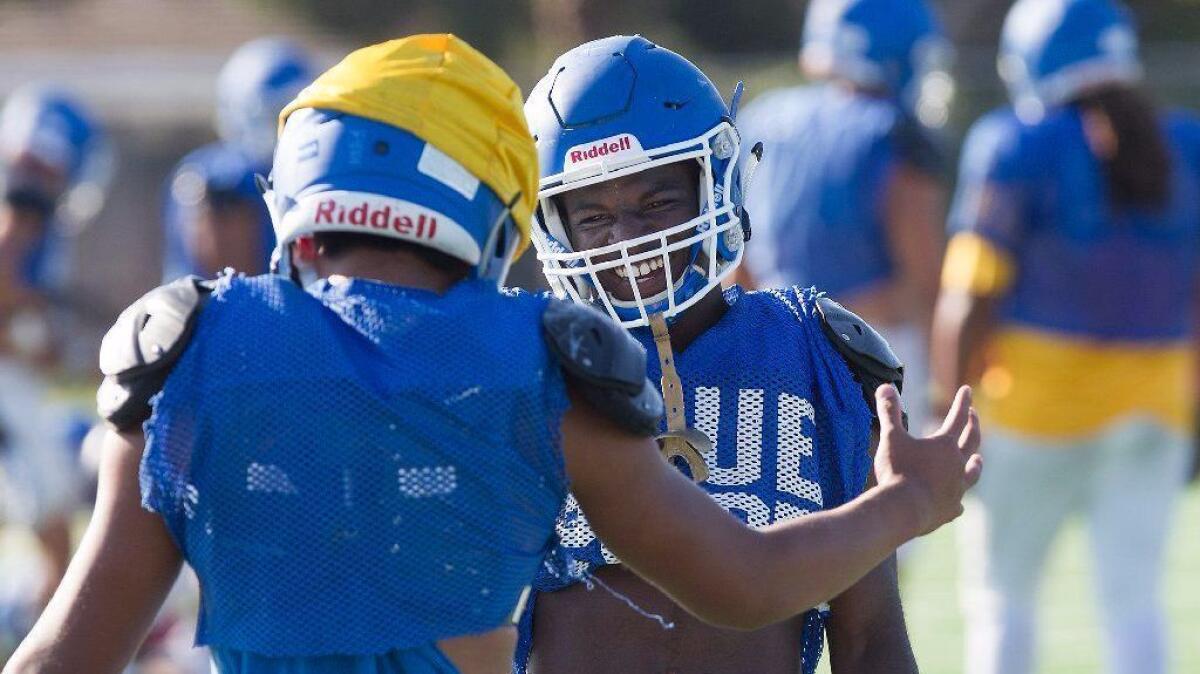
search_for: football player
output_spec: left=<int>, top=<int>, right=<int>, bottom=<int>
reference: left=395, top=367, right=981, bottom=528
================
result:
left=162, top=38, right=314, bottom=281
left=515, top=35, right=937, bottom=674
left=931, top=1, right=1200, bottom=673
left=737, top=0, right=953, bottom=432
left=6, top=35, right=979, bottom=674
left=0, top=85, right=109, bottom=619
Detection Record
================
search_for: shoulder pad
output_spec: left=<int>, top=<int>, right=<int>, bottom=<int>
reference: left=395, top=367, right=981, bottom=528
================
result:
left=815, top=296, right=906, bottom=427
left=96, top=276, right=214, bottom=431
left=542, top=300, right=664, bottom=437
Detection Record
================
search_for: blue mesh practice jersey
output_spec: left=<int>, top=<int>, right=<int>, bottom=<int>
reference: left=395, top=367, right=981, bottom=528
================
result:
left=162, top=142, right=276, bottom=281
left=140, top=274, right=570, bottom=665
left=739, top=84, right=943, bottom=295
left=515, top=286, right=873, bottom=674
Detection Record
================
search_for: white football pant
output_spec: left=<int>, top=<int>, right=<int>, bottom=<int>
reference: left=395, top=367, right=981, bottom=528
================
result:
left=957, top=417, right=1189, bottom=674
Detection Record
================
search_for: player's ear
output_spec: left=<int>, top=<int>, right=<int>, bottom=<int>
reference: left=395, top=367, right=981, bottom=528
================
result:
left=293, top=235, right=318, bottom=263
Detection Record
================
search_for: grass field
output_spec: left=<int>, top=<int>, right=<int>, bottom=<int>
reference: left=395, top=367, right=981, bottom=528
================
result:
left=816, top=485, right=1200, bottom=673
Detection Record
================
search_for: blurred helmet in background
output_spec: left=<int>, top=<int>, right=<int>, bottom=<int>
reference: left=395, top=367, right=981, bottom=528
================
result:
left=0, top=85, right=113, bottom=230
left=216, top=37, right=316, bottom=166
left=525, top=35, right=748, bottom=328
left=266, top=34, right=536, bottom=287
left=802, top=0, right=955, bottom=127
left=999, top=0, right=1142, bottom=122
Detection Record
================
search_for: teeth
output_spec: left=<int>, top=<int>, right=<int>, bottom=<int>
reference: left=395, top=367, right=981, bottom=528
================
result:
left=613, top=258, right=666, bottom=280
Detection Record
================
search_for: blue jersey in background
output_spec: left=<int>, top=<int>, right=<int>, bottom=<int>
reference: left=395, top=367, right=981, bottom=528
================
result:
left=161, top=142, right=275, bottom=282
left=739, top=85, right=943, bottom=295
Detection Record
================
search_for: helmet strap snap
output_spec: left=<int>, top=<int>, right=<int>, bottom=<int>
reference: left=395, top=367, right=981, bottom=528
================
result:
left=648, top=313, right=712, bottom=482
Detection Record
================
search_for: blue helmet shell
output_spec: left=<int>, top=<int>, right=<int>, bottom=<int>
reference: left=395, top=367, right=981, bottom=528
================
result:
left=267, top=109, right=518, bottom=284
left=801, top=0, right=950, bottom=113
left=1000, top=0, right=1141, bottom=121
left=525, top=36, right=747, bottom=327
left=217, top=37, right=317, bottom=165
left=0, top=85, right=112, bottom=230
left=528, top=35, right=731, bottom=189
left=0, top=86, right=105, bottom=188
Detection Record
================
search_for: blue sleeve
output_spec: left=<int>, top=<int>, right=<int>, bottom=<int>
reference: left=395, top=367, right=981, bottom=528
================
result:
left=947, top=110, right=1031, bottom=253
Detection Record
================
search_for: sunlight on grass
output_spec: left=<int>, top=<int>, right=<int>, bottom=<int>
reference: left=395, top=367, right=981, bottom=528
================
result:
left=816, top=486, right=1200, bottom=673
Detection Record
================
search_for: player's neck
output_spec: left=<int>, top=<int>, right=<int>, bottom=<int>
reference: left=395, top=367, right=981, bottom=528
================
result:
left=667, top=287, right=727, bottom=352
left=314, top=247, right=468, bottom=294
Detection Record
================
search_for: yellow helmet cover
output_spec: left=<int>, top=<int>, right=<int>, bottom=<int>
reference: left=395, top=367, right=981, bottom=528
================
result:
left=280, top=34, right=537, bottom=257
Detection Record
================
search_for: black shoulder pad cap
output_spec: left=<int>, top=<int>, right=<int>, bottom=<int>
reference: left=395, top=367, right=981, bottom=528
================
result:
left=815, top=296, right=906, bottom=426
left=542, top=300, right=664, bottom=437
left=96, top=276, right=214, bottom=431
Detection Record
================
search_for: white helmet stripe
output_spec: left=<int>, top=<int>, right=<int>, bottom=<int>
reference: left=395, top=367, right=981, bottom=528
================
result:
left=277, top=191, right=483, bottom=264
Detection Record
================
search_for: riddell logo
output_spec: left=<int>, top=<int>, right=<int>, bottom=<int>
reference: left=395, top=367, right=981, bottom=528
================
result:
left=564, top=134, right=644, bottom=169
left=314, top=199, right=438, bottom=240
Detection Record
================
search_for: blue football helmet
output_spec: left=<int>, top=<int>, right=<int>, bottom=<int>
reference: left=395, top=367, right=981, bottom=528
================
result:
left=216, top=38, right=316, bottom=165
left=526, top=35, right=748, bottom=328
left=0, top=85, right=113, bottom=229
left=999, top=0, right=1141, bottom=122
left=801, top=0, right=953, bottom=125
left=265, top=109, right=520, bottom=285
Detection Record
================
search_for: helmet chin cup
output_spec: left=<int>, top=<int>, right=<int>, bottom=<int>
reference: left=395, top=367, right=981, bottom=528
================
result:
left=657, top=427, right=713, bottom=482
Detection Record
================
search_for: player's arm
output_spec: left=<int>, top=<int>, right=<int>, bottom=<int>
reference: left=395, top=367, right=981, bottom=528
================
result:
left=826, top=555, right=915, bottom=673
left=2, top=430, right=183, bottom=674
left=930, top=114, right=1026, bottom=421
left=928, top=191, right=1016, bottom=419
left=563, top=381, right=978, bottom=630
left=882, top=161, right=946, bottom=333
left=5, top=276, right=213, bottom=674
left=930, top=285, right=998, bottom=421
left=825, top=434, right=917, bottom=673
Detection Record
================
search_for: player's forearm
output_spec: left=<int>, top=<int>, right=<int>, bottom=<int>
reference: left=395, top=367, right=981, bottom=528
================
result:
left=630, top=482, right=922, bottom=631
left=929, top=291, right=992, bottom=416
left=732, top=482, right=922, bottom=628
left=584, top=445, right=917, bottom=631
left=5, top=431, right=183, bottom=674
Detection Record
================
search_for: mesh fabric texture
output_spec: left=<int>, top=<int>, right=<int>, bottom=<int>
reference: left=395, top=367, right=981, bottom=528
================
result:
left=141, top=274, right=569, bottom=657
left=515, top=285, right=873, bottom=674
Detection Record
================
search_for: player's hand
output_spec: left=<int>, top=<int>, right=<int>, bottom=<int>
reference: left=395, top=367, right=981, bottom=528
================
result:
left=873, top=384, right=982, bottom=537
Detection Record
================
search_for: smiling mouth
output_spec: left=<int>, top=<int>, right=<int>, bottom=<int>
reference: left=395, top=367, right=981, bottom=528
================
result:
left=614, top=257, right=665, bottom=280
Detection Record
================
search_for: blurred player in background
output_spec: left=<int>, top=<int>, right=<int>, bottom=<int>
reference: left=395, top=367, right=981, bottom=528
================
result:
left=162, top=37, right=314, bottom=281
left=517, top=35, right=922, bottom=674
left=0, top=85, right=109, bottom=633
left=931, top=1, right=1200, bottom=672
left=6, top=34, right=981, bottom=674
left=738, top=0, right=953, bottom=432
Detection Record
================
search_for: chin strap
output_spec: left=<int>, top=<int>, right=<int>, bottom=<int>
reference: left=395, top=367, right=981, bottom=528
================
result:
left=648, top=313, right=712, bottom=482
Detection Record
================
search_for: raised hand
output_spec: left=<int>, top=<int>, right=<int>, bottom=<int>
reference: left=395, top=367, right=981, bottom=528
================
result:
left=873, top=384, right=983, bottom=537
